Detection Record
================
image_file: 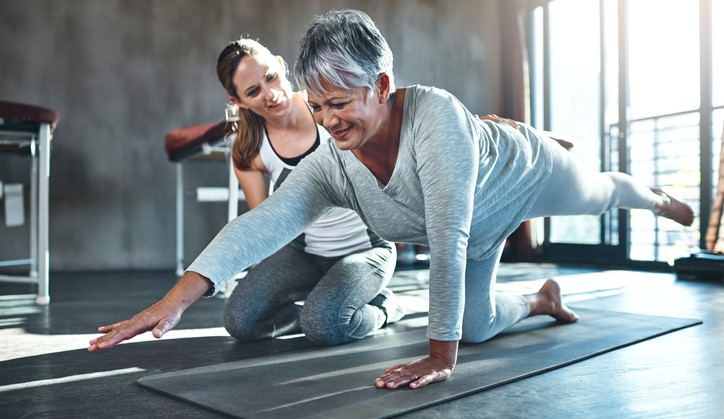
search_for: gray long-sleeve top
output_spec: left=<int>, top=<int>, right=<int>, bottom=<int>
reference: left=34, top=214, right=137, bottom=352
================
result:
left=188, top=85, right=553, bottom=341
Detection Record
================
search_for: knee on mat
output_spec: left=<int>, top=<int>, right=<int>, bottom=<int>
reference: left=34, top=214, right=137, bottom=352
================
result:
left=460, top=334, right=489, bottom=345
left=460, top=323, right=496, bottom=344
left=223, top=308, right=257, bottom=342
left=299, top=309, right=351, bottom=346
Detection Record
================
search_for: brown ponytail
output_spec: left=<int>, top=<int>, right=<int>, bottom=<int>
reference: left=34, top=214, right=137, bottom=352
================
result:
left=216, top=38, right=272, bottom=170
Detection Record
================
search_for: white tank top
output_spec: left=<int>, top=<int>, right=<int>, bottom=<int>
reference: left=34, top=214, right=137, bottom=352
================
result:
left=258, top=124, right=383, bottom=257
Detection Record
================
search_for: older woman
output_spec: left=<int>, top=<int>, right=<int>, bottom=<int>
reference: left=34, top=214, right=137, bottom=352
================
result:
left=90, top=10, right=693, bottom=391
left=290, top=9, right=692, bottom=389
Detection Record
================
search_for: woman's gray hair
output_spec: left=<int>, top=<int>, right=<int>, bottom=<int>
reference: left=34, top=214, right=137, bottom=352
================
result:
left=294, top=9, right=394, bottom=96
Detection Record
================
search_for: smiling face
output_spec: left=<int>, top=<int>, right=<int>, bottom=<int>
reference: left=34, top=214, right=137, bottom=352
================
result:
left=306, top=78, right=389, bottom=151
left=230, top=53, right=294, bottom=119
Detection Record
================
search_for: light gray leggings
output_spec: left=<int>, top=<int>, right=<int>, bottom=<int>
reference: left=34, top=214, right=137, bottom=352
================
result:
left=461, top=134, right=659, bottom=344
left=224, top=241, right=396, bottom=346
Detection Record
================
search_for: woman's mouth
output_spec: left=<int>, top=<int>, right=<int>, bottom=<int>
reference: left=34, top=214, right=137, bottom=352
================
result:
left=268, top=94, right=286, bottom=110
left=330, top=127, right=351, bottom=140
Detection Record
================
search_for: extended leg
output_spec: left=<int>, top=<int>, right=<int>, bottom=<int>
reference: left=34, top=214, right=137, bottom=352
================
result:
left=528, top=137, right=693, bottom=226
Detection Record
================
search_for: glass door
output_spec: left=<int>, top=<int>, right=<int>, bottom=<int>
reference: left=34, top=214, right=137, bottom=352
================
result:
left=531, top=0, right=709, bottom=265
left=531, top=0, right=624, bottom=263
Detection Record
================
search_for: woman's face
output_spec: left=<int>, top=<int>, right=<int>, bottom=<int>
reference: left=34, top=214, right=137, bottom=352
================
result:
left=231, top=53, right=294, bottom=119
left=306, top=79, right=387, bottom=151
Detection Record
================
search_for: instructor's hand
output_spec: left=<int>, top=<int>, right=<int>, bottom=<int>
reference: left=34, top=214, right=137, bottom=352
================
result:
left=375, top=339, right=458, bottom=389
left=478, top=113, right=519, bottom=129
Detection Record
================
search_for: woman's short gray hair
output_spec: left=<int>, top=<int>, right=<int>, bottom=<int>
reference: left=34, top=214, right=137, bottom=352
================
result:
left=294, top=9, right=394, bottom=95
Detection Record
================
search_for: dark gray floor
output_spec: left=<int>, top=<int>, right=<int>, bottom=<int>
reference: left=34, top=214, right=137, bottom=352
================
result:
left=1, top=265, right=722, bottom=418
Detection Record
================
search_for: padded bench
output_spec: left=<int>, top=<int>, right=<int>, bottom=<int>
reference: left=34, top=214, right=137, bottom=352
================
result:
left=164, top=120, right=233, bottom=162
left=0, top=100, right=58, bottom=305
left=164, top=120, right=242, bottom=276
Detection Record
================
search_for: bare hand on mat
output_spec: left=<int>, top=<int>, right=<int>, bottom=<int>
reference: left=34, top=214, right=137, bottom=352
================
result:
left=375, top=339, right=458, bottom=389
left=88, top=272, right=212, bottom=352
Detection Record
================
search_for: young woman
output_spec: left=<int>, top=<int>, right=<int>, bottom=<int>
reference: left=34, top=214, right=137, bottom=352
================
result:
left=215, top=39, right=402, bottom=345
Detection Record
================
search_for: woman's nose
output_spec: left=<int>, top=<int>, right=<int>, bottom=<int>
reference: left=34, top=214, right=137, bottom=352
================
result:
left=264, top=87, right=275, bottom=101
left=320, top=109, right=339, bottom=129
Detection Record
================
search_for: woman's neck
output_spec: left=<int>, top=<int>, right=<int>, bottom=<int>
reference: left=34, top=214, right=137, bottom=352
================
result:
left=353, top=90, right=404, bottom=186
left=262, top=92, right=318, bottom=157
left=264, top=92, right=310, bottom=133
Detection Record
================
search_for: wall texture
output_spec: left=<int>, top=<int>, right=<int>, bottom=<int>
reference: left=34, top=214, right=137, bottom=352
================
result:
left=0, top=0, right=502, bottom=271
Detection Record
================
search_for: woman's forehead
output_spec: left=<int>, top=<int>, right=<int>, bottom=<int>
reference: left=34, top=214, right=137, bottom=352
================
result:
left=241, top=53, right=278, bottom=72
left=307, top=78, right=357, bottom=100
left=307, top=86, right=355, bottom=103
left=234, top=55, right=279, bottom=84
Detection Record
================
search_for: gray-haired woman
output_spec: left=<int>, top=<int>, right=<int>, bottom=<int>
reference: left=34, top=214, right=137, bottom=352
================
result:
left=291, top=9, right=692, bottom=390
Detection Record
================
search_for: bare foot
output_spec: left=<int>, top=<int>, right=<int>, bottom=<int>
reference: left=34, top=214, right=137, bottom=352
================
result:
left=651, top=188, right=694, bottom=227
left=527, top=279, right=579, bottom=323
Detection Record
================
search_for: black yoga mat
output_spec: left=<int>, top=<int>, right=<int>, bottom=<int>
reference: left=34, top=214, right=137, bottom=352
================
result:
left=138, top=308, right=700, bottom=418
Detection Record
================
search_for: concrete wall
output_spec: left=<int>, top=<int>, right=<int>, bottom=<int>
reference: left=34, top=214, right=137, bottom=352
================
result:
left=0, top=0, right=503, bottom=271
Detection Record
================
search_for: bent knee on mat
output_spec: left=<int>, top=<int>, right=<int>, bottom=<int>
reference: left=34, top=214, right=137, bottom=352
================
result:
left=223, top=307, right=268, bottom=341
left=460, top=323, right=497, bottom=344
left=299, top=316, right=343, bottom=346
left=300, top=310, right=367, bottom=346
left=223, top=316, right=259, bottom=341
left=460, top=334, right=493, bottom=344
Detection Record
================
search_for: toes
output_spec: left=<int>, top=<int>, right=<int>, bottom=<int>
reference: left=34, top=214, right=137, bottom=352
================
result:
left=559, top=305, right=579, bottom=323
left=651, top=188, right=695, bottom=226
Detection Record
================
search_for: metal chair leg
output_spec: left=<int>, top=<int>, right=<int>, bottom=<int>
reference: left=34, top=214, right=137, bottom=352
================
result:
left=36, top=122, right=50, bottom=306
left=175, top=163, right=185, bottom=277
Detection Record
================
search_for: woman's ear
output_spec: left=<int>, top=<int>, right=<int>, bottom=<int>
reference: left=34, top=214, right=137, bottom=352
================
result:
left=229, top=95, right=247, bottom=110
left=276, top=55, right=288, bottom=73
left=376, top=73, right=392, bottom=104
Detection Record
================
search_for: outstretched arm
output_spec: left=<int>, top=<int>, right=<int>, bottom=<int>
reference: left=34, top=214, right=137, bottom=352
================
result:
left=88, top=272, right=212, bottom=351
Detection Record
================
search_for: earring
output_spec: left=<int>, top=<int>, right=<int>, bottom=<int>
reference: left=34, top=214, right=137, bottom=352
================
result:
left=225, top=103, right=240, bottom=122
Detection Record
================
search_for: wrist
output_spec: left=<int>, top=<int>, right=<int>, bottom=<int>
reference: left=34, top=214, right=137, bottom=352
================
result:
left=429, top=339, right=459, bottom=369
left=166, top=271, right=213, bottom=310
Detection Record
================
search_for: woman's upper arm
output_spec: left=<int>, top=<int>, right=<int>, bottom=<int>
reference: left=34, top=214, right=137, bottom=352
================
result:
left=416, top=93, right=479, bottom=246
left=234, top=155, right=269, bottom=209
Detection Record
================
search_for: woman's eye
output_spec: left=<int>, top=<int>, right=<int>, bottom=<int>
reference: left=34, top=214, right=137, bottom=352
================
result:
left=332, top=102, right=346, bottom=110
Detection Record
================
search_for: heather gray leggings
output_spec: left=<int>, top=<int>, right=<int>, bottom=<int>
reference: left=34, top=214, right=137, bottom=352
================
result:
left=224, top=241, right=396, bottom=346
left=461, top=132, right=660, bottom=344
left=528, top=134, right=658, bottom=219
